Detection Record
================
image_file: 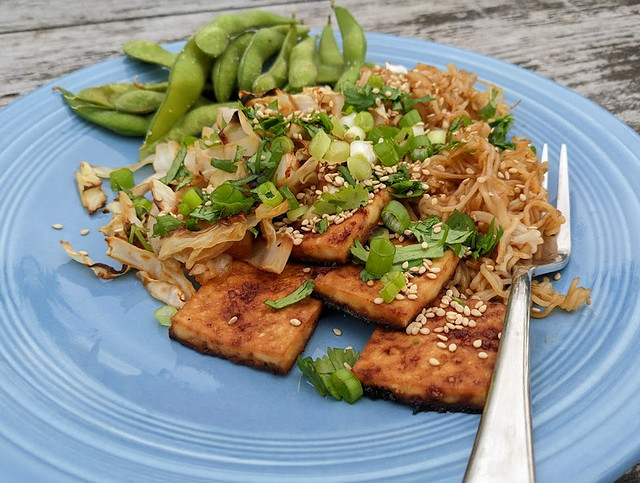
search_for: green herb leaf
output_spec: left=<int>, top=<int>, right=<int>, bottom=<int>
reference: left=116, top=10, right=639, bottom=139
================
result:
left=264, top=279, right=314, bottom=309
left=315, top=218, right=329, bottom=234
left=152, top=214, right=184, bottom=237
left=488, top=114, right=516, bottom=151
left=312, top=184, right=369, bottom=215
left=479, top=88, right=499, bottom=120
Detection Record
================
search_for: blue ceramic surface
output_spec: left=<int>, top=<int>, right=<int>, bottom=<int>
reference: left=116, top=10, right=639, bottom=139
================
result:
left=1, top=33, right=639, bottom=482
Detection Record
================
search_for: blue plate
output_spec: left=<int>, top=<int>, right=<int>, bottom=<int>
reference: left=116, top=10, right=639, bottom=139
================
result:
left=1, top=33, right=639, bottom=482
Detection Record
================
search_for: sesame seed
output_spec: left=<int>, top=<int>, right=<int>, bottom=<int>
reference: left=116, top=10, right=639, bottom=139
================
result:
left=428, top=357, right=441, bottom=366
left=407, top=294, right=418, bottom=300
left=419, top=327, right=430, bottom=335
left=303, top=267, right=311, bottom=273
left=421, top=241, right=429, bottom=249
left=448, top=343, right=457, bottom=352
left=436, top=334, right=448, bottom=341
left=80, top=229, right=90, bottom=236
left=468, top=320, right=477, bottom=328
left=478, top=351, right=489, bottom=359
left=228, top=316, right=238, bottom=325
left=332, top=328, right=342, bottom=336
left=437, top=342, right=447, bottom=349
left=373, top=297, right=385, bottom=304
left=473, top=339, right=483, bottom=348
left=554, top=272, right=562, bottom=281
left=426, top=273, right=438, bottom=280
left=289, top=318, right=302, bottom=326
left=52, top=223, right=63, bottom=230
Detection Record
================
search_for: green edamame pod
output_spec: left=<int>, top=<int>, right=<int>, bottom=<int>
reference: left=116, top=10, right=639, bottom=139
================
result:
left=288, top=35, right=318, bottom=90
left=315, top=62, right=342, bottom=85
left=318, top=16, right=343, bottom=68
left=75, top=83, right=137, bottom=109
left=252, top=24, right=298, bottom=93
left=139, top=101, right=240, bottom=160
left=122, top=40, right=178, bottom=69
left=55, top=87, right=151, bottom=136
left=332, top=6, right=367, bottom=92
left=141, top=36, right=211, bottom=157
left=211, top=31, right=255, bottom=102
left=237, top=27, right=286, bottom=92
left=194, top=10, right=297, bottom=58
left=114, top=89, right=165, bottom=114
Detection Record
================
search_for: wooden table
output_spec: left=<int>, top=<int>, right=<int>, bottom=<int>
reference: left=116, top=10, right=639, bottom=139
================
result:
left=1, top=1, right=639, bottom=481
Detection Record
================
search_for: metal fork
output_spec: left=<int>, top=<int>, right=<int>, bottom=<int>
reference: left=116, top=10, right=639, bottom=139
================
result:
left=463, top=144, right=571, bottom=482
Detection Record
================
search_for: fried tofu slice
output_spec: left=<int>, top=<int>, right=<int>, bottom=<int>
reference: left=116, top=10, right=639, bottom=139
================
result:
left=169, top=260, right=322, bottom=374
left=352, top=299, right=506, bottom=413
left=290, top=189, right=392, bottom=264
left=313, top=250, right=458, bottom=329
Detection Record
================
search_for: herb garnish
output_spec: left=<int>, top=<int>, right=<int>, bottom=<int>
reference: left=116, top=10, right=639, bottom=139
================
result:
left=297, top=347, right=363, bottom=403
left=264, top=279, right=314, bottom=309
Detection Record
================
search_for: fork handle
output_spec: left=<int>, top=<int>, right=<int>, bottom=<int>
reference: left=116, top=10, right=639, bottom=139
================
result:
left=463, top=266, right=536, bottom=483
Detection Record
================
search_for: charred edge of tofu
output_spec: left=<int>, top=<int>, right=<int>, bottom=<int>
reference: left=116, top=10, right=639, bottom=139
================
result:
left=360, top=384, right=484, bottom=414
left=312, top=292, right=406, bottom=330
left=169, top=328, right=293, bottom=376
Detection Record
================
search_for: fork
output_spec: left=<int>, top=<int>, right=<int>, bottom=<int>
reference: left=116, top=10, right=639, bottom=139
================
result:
left=463, top=144, right=571, bottom=482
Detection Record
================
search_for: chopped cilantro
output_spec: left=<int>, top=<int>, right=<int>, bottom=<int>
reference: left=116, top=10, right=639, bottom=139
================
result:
left=315, top=218, right=329, bottom=234
left=152, top=214, right=184, bottom=237
left=342, top=84, right=434, bottom=115
left=160, top=146, right=192, bottom=190
left=312, top=184, right=369, bottom=216
left=479, top=88, right=499, bottom=120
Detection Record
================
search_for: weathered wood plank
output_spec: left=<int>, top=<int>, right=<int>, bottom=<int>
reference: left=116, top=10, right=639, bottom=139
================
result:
left=1, top=0, right=637, bottom=133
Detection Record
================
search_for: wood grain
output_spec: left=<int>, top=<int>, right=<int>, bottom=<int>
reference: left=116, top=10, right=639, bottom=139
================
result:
left=1, top=0, right=638, bottom=133
left=0, top=1, right=639, bottom=480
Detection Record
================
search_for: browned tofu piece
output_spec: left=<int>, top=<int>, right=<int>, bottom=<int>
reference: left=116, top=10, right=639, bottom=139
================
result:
left=169, top=260, right=322, bottom=374
left=352, top=300, right=506, bottom=413
left=313, top=250, right=458, bottom=329
left=290, top=190, right=392, bottom=264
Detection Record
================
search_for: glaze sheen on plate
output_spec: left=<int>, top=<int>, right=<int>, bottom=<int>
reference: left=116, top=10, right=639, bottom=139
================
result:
left=1, top=33, right=639, bottom=482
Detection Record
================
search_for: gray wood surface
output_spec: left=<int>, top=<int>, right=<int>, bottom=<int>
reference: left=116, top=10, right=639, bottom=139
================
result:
left=1, top=1, right=639, bottom=481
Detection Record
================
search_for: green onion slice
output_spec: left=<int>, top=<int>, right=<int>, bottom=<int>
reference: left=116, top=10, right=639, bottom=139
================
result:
left=110, top=167, right=135, bottom=192
left=182, top=188, right=203, bottom=210
left=354, top=111, right=374, bottom=133
left=331, top=368, right=364, bottom=404
left=309, top=129, right=332, bottom=159
left=154, top=305, right=177, bottom=327
left=381, top=200, right=411, bottom=234
left=366, top=237, right=396, bottom=278
left=398, top=109, right=422, bottom=128
left=324, top=140, right=350, bottom=164
left=271, top=135, right=295, bottom=153
left=347, top=153, right=372, bottom=181
left=256, top=181, right=284, bottom=207
left=373, top=138, right=401, bottom=166
left=379, top=270, right=407, bottom=303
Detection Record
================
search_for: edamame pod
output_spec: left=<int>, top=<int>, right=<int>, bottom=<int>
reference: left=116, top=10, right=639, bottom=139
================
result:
left=211, top=31, right=255, bottom=102
left=141, top=36, right=211, bottom=156
left=252, top=24, right=299, bottom=93
left=139, top=101, right=240, bottom=159
left=288, top=35, right=318, bottom=90
left=194, top=10, right=297, bottom=58
left=55, top=87, right=151, bottom=136
left=318, top=16, right=343, bottom=68
left=332, top=6, right=366, bottom=92
left=75, top=83, right=137, bottom=109
left=237, top=27, right=286, bottom=92
left=315, top=62, right=342, bottom=85
left=122, top=40, right=178, bottom=69
left=114, top=89, right=165, bottom=114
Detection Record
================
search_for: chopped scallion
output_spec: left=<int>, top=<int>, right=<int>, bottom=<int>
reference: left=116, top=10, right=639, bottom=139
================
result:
left=154, top=305, right=177, bottom=327
left=271, top=135, right=295, bottom=153
left=398, top=109, right=422, bottom=128
left=323, top=140, right=350, bottom=164
left=366, top=237, right=396, bottom=278
left=347, top=153, right=372, bottom=181
left=331, top=368, right=363, bottom=404
left=381, top=200, right=411, bottom=234
left=256, top=181, right=284, bottom=207
left=373, top=137, right=400, bottom=166
left=354, top=111, right=374, bottom=133
left=309, top=129, right=332, bottom=159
